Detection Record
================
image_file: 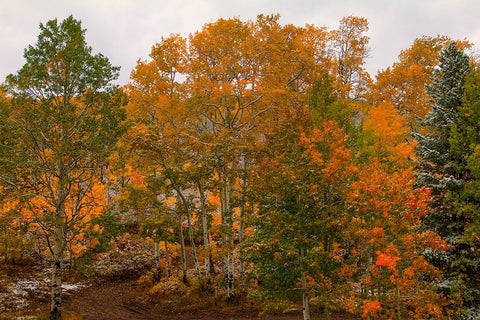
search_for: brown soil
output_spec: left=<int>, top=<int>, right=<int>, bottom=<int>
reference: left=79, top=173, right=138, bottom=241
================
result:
left=61, top=279, right=356, bottom=320
left=61, top=279, right=302, bottom=320
left=1, top=256, right=357, bottom=319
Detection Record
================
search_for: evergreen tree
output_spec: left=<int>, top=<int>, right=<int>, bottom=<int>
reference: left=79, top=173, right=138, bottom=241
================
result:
left=414, top=42, right=468, bottom=193
left=447, top=64, right=480, bottom=319
left=413, top=42, right=478, bottom=318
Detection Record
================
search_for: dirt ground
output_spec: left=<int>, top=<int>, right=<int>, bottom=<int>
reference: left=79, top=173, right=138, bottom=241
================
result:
left=1, top=255, right=357, bottom=320
left=61, top=279, right=357, bottom=320
left=1, top=269, right=357, bottom=320
left=62, top=279, right=303, bottom=320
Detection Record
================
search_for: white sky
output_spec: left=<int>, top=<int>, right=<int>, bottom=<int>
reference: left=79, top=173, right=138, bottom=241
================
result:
left=1, top=0, right=480, bottom=85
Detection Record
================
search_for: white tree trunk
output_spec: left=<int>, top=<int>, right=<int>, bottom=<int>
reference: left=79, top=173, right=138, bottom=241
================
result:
left=238, top=203, right=245, bottom=290
left=51, top=157, right=67, bottom=320
left=179, top=221, right=188, bottom=283
left=198, top=181, right=210, bottom=278
left=50, top=225, right=64, bottom=320
left=220, top=174, right=235, bottom=300
left=300, top=248, right=311, bottom=320
left=238, top=153, right=247, bottom=291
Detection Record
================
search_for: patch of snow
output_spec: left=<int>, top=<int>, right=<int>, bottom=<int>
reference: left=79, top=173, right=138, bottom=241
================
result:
left=62, top=282, right=86, bottom=291
left=15, top=279, right=40, bottom=291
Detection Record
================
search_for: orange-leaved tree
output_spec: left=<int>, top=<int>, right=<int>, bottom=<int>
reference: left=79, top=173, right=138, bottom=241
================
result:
left=329, top=15, right=371, bottom=101
left=370, top=36, right=471, bottom=130
left=347, top=102, right=445, bottom=319
left=126, top=34, right=203, bottom=283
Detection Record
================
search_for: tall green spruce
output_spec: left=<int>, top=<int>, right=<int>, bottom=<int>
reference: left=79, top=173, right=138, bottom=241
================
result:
left=413, top=42, right=480, bottom=318
left=3, top=16, right=126, bottom=319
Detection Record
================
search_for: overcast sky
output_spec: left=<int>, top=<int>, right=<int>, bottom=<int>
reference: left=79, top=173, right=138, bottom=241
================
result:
left=1, top=0, right=480, bottom=85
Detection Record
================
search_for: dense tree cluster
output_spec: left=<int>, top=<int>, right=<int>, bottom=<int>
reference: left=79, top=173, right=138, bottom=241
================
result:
left=1, top=15, right=480, bottom=320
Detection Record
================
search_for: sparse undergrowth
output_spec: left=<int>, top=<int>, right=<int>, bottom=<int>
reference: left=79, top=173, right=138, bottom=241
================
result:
left=0, top=256, right=357, bottom=320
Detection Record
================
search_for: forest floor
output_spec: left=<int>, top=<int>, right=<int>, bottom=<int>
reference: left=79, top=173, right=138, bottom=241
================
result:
left=1, top=270, right=357, bottom=319
left=62, top=278, right=358, bottom=320
left=62, top=279, right=306, bottom=320
left=0, top=241, right=358, bottom=320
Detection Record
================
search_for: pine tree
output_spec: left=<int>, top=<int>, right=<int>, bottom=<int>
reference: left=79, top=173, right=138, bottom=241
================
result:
left=446, top=64, right=480, bottom=319
left=413, top=42, right=478, bottom=318
left=414, top=42, right=468, bottom=192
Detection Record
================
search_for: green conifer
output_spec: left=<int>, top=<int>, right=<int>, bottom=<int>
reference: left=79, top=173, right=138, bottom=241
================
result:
left=414, top=42, right=480, bottom=319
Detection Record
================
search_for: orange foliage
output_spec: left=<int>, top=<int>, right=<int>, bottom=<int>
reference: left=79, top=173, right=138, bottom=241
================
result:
left=120, top=14, right=451, bottom=318
left=375, top=251, right=401, bottom=273
left=370, top=35, right=471, bottom=129
left=363, top=102, right=416, bottom=165
left=362, top=300, right=382, bottom=319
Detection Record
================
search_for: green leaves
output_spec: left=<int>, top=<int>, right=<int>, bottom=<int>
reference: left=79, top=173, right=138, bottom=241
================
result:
left=8, top=15, right=119, bottom=99
left=5, top=15, right=127, bottom=173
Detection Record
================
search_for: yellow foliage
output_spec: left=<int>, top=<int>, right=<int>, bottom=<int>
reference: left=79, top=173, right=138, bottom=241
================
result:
left=148, top=277, right=188, bottom=296
left=165, top=196, right=176, bottom=207
left=362, top=102, right=416, bottom=172
left=207, top=194, right=221, bottom=208
left=71, top=244, right=87, bottom=257
left=91, top=224, right=101, bottom=233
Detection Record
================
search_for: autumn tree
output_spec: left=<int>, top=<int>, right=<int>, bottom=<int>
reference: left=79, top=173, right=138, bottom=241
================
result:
left=187, top=17, right=265, bottom=299
left=346, top=102, right=445, bottom=319
left=371, top=36, right=471, bottom=130
left=3, top=16, right=127, bottom=319
left=126, top=34, right=204, bottom=284
left=245, top=74, right=359, bottom=318
left=330, top=15, right=371, bottom=100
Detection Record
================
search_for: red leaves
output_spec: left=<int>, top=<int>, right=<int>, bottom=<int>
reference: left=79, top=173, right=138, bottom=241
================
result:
left=420, top=230, right=449, bottom=251
left=371, top=227, right=384, bottom=236
left=361, top=299, right=382, bottom=318
left=375, top=251, right=401, bottom=272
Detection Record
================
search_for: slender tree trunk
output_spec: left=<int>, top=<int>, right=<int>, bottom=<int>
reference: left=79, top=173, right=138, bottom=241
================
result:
left=51, top=155, right=67, bottom=320
left=154, top=240, right=160, bottom=269
left=300, top=248, right=311, bottom=320
left=177, top=188, right=201, bottom=278
left=239, top=201, right=245, bottom=290
left=226, top=248, right=234, bottom=300
left=198, top=180, right=210, bottom=278
left=50, top=262, right=62, bottom=320
left=164, top=240, right=171, bottom=277
left=396, top=284, right=401, bottom=317
left=179, top=221, right=188, bottom=284
left=220, top=171, right=235, bottom=301
left=238, top=153, right=247, bottom=292
left=2, top=228, right=8, bottom=263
